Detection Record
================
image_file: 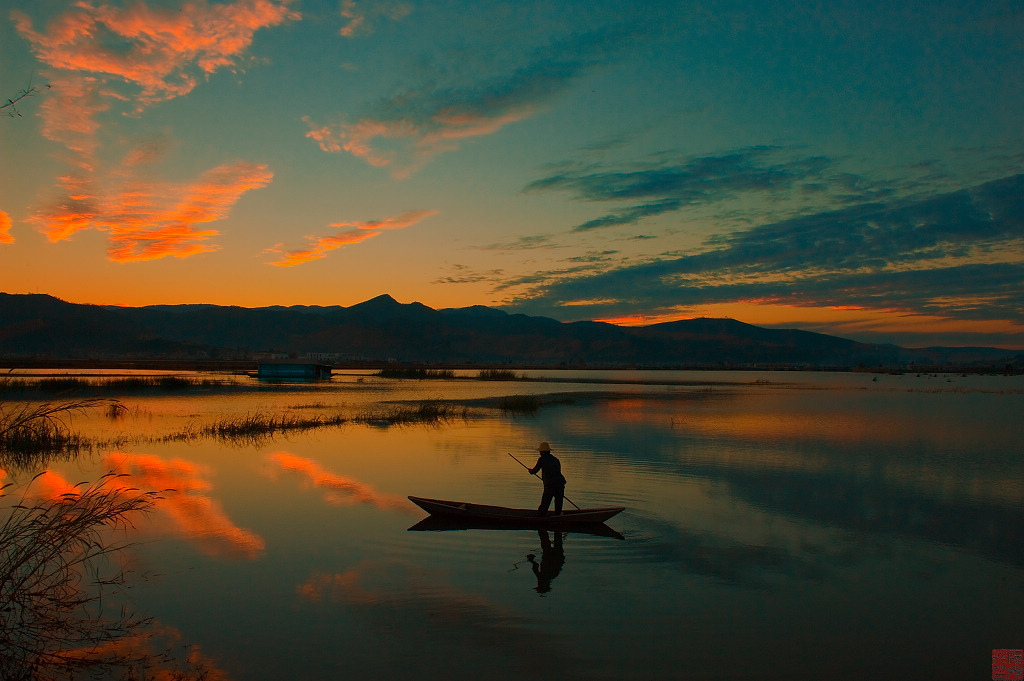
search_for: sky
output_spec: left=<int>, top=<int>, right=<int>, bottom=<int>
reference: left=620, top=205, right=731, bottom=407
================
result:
left=2, top=0, right=1023, bottom=349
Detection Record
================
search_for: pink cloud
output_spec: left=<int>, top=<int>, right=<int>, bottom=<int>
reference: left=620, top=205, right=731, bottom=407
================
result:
left=13, top=0, right=300, bottom=108
left=0, top=212, right=12, bottom=244
left=267, top=209, right=437, bottom=267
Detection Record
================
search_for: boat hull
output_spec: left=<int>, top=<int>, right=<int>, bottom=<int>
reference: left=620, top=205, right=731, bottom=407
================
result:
left=408, top=515, right=624, bottom=539
left=408, top=496, right=624, bottom=525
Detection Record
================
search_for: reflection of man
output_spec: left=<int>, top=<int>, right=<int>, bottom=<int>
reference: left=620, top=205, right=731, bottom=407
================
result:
left=526, top=529, right=565, bottom=594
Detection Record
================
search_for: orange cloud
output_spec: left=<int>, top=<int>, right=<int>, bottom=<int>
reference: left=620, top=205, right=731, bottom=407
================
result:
left=268, top=451, right=415, bottom=512
left=36, top=161, right=273, bottom=261
left=104, top=453, right=265, bottom=559
left=266, top=229, right=381, bottom=267
left=267, top=209, right=437, bottom=267
left=0, top=211, right=12, bottom=244
left=13, top=0, right=299, bottom=108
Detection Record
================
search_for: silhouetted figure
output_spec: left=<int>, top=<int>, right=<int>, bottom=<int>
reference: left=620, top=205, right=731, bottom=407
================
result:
left=528, top=441, right=566, bottom=515
left=526, top=529, right=565, bottom=594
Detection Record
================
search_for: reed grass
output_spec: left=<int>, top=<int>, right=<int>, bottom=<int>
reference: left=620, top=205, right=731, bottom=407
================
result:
left=0, top=376, right=226, bottom=395
left=0, top=473, right=159, bottom=678
left=477, top=368, right=520, bottom=380
left=374, top=368, right=456, bottom=379
left=0, top=398, right=111, bottom=470
left=199, top=412, right=348, bottom=444
left=356, top=401, right=467, bottom=425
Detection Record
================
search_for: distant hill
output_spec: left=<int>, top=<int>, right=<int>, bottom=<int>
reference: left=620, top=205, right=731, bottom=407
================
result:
left=0, top=292, right=1020, bottom=370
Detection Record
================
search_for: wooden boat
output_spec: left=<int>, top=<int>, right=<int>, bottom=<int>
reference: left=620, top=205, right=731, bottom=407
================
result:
left=408, top=496, right=624, bottom=526
left=408, top=514, right=624, bottom=539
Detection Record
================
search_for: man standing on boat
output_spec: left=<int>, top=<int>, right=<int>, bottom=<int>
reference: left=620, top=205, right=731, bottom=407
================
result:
left=528, top=442, right=567, bottom=516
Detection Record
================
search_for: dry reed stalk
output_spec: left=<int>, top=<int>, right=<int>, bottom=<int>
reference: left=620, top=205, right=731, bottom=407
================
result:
left=0, top=473, right=159, bottom=678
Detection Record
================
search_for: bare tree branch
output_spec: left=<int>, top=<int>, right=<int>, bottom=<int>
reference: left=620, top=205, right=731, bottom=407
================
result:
left=2, top=83, right=49, bottom=118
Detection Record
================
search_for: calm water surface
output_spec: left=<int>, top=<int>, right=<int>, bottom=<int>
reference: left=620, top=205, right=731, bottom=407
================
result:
left=4, top=370, right=1022, bottom=680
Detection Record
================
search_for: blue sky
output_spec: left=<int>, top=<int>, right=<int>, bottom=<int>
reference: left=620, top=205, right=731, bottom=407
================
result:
left=2, top=0, right=1023, bottom=348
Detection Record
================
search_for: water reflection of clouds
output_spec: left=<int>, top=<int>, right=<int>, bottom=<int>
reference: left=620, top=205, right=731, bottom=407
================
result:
left=268, top=451, right=415, bottom=513
left=103, top=453, right=265, bottom=560
left=25, top=469, right=81, bottom=500
left=56, top=622, right=234, bottom=681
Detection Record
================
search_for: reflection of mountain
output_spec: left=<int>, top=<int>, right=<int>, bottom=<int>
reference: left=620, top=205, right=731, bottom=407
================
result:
left=3, top=292, right=1020, bottom=368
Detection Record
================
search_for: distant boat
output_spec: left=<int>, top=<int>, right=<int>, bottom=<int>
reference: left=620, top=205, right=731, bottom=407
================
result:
left=408, top=495, right=625, bottom=526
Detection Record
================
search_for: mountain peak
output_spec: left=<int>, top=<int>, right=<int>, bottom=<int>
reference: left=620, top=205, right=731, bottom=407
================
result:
left=353, top=294, right=399, bottom=309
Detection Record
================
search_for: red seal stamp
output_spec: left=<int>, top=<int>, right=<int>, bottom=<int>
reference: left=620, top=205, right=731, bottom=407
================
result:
left=993, top=649, right=1024, bottom=681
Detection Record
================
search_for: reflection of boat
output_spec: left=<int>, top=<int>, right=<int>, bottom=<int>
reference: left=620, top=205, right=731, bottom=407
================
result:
left=408, top=496, right=625, bottom=526
left=408, top=514, right=624, bottom=539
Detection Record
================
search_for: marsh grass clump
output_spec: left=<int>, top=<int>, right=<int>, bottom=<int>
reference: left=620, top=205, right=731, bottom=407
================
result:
left=374, top=368, right=456, bottom=379
left=0, top=398, right=110, bottom=470
left=497, top=394, right=542, bottom=415
left=495, top=393, right=577, bottom=416
left=478, top=368, right=520, bottom=381
left=196, top=412, right=349, bottom=445
left=355, top=401, right=468, bottom=426
left=0, top=376, right=226, bottom=397
left=0, top=473, right=159, bottom=678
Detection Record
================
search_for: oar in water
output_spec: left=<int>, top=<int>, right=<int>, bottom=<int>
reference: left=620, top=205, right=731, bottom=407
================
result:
left=508, top=452, right=581, bottom=510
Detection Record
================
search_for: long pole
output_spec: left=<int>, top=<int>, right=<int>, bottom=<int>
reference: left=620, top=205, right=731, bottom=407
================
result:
left=508, top=453, right=581, bottom=510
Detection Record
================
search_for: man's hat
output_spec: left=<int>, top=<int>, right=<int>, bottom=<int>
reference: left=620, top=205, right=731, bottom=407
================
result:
left=537, top=441, right=551, bottom=452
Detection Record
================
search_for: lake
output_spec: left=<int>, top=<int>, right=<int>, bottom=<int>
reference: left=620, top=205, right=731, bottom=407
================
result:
left=2, top=369, right=1022, bottom=680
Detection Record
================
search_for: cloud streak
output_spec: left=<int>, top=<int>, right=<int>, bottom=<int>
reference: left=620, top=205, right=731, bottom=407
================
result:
left=267, top=209, right=437, bottom=266
left=505, top=173, right=1024, bottom=342
left=304, top=29, right=623, bottom=176
left=522, top=148, right=887, bottom=232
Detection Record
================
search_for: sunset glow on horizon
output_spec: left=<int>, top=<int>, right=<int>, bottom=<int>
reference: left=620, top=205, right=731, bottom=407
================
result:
left=3, top=0, right=1024, bottom=348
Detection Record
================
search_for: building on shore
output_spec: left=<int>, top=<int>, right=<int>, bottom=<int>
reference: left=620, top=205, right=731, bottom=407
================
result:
left=256, top=361, right=332, bottom=380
